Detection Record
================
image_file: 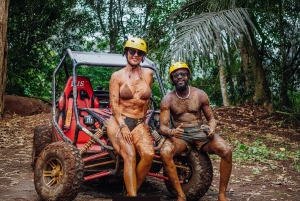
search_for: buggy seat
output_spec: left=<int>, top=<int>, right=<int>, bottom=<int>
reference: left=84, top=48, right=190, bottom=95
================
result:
left=57, top=76, right=100, bottom=144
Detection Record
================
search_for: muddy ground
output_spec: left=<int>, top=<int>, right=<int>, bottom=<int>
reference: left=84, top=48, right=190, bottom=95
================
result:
left=0, top=95, right=299, bottom=201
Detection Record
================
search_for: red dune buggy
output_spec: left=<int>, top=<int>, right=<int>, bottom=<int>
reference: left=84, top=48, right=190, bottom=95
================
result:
left=32, top=49, right=213, bottom=201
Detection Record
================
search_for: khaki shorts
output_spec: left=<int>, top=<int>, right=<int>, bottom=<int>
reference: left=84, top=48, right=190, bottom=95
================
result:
left=179, top=126, right=209, bottom=150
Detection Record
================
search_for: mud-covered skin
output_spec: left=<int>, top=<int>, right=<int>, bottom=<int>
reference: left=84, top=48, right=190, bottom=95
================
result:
left=159, top=68, right=232, bottom=201
left=107, top=47, right=154, bottom=196
left=164, top=150, right=213, bottom=201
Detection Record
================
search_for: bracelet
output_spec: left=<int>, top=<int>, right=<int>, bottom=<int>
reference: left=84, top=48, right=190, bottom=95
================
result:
left=119, top=123, right=127, bottom=129
left=116, top=123, right=127, bottom=137
left=168, top=129, right=174, bottom=136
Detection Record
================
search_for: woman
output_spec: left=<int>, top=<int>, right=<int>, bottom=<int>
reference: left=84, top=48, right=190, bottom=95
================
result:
left=107, top=37, right=154, bottom=196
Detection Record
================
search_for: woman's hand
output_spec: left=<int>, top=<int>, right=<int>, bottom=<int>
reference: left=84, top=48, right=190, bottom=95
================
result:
left=121, top=126, right=132, bottom=144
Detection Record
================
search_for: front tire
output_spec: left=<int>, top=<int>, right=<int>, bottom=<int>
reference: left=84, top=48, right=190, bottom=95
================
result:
left=164, top=150, right=213, bottom=201
left=31, top=124, right=52, bottom=169
left=34, top=141, right=84, bottom=201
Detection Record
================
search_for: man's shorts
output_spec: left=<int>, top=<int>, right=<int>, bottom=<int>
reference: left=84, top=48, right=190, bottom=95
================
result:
left=179, top=125, right=209, bottom=150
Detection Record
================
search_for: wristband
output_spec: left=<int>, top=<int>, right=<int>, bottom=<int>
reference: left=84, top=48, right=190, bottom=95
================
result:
left=168, top=129, right=174, bottom=136
left=119, top=123, right=127, bottom=129
left=116, top=123, right=127, bottom=137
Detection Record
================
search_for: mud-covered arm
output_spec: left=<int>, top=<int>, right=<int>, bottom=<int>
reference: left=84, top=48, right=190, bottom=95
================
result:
left=159, top=95, right=184, bottom=137
left=159, top=96, right=172, bottom=136
left=109, top=73, right=125, bottom=126
left=201, top=92, right=217, bottom=139
left=109, top=73, right=132, bottom=144
left=145, top=68, right=154, bottom=87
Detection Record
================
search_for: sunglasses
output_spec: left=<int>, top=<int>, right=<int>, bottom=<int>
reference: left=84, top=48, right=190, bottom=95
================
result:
left=172, top=72, right=189, bottom=79
left=128, top=49, right=145, bottom=57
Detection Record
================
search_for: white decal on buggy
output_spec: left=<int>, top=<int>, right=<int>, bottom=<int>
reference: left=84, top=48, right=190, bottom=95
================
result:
left=85, top=117, right=93, bottom=124
left=71, top=81, right=85, bottom=87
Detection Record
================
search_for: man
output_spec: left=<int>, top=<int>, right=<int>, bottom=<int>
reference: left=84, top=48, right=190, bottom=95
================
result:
left=159, top=62, right=232, bottom=201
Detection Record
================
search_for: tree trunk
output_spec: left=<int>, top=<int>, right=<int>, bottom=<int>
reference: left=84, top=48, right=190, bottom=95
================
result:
left=0, top=0, right=10, bottom=120
left=218, top=58, right=230, bottom=106
left=248, top=30, right=272, bottom=111
left=278, top=0, right=292, bottom=108
left=238, top=34, right=251, bottom=93
left=223, top=38, right=235, bottom=104
left=108, top=0, right=117, bottom=53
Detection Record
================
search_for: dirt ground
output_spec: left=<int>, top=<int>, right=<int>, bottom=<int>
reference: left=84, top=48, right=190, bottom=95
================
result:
left=0, top=95, right=299, bottom=201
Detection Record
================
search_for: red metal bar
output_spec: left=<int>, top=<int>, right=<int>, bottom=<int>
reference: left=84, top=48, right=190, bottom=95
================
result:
left=147, top=172, right=183, bottom=183
left=83, top=152, right=109, bottom=163
left=154, top=154, right=161, bottom=159
left=84, top=171, right=112, bottom=181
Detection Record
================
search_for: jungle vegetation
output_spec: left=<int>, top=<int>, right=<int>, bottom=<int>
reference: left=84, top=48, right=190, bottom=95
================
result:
left=1, top=0, right=300, bottom=123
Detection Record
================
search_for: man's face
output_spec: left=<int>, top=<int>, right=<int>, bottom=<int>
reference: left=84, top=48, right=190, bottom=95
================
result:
left=171, top=69, right=189, bottom=91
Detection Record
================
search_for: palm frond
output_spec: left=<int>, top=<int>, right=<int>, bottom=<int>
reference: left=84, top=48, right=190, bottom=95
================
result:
left=163, top=0, right=239, bottom=27
left=168, top=8, right=256, bottom=61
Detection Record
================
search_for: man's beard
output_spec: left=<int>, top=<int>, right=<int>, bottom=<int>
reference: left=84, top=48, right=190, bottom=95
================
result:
left=174, top=80, right=188, bottom=91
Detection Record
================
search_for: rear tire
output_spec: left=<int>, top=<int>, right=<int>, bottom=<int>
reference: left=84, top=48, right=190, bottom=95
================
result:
left=34, top=141, right=84, bottom=201
left=31, top=124, right=52, bottom=169
left=164, top=150, right=213, bottom=201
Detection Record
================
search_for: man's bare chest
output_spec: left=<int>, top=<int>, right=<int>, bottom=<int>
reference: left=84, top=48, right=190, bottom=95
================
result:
left=170, top=98, right=200, bottom=116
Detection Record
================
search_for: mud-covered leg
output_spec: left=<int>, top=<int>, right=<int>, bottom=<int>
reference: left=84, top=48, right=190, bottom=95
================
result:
left=202, top=134, right=232, bottom=201
left=218, top=151, right=232, bottom=201
left=132, top=124, right=155, bottom=191
left=107, top=116, right=138, bottom=196
left=119, top=142, right=137, bottom=196
left=160, top=138, right=187, bottom=201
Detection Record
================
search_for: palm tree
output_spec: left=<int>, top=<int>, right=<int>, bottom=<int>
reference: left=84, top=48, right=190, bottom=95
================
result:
left=164, top=0, right=272, bottom=108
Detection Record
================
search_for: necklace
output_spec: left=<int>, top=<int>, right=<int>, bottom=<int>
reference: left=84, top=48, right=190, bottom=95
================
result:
left=175, top=86, right=190, bottom=100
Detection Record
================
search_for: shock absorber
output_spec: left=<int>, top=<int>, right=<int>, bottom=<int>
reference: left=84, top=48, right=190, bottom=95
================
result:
left=80, top=128, right=104, bottom=155
left=150, top=128, right=163, bottom=143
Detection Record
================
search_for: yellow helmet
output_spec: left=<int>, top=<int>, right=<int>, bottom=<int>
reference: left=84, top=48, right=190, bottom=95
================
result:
left=169, top=62, right=190, bottom=78
left=123, top=37, right=147, bottom=54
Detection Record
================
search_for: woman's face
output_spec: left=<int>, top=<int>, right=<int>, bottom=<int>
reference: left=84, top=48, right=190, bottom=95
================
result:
left=127, top=48, right=145, bottom=65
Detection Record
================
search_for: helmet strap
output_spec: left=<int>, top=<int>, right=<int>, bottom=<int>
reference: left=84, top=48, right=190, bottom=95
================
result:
left=131, top=64, right=139, bottom=69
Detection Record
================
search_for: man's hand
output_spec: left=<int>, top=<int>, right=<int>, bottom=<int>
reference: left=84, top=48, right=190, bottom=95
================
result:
left=206, top=128, right=215, bottom=140
left=169, top=123, right=184, bottom=138
left=121, top=126, right=132, bottom=144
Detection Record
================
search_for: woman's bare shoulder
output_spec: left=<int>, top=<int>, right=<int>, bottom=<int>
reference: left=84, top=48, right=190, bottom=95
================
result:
left=142, top=67, right=153, bottom=75
left=111, top=68, right=125, bottom=80
left=114, top=68, right=126, bottom=75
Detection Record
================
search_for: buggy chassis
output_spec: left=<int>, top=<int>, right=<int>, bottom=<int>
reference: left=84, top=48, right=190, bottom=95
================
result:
left=32, top=49, right=213, bottom=201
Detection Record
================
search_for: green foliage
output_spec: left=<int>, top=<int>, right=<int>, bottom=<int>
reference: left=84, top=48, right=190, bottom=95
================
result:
left=157, top=0, right=300, bottom=111
left=232, top=138, right=300, bottom=172
left=151, top=81, right=164, bottom=109
left=6, top=0, right=100, bottom=99
left=293, top=151, right=300, bottom=172
left=190, top=64, right=223, bottom=106
left=77, top=66, right=120, bottom=91
left=233, top=139, right=271, bottom=163
left=4, top=0, right=300, bottom=112
left=252, top=0, right=300, bottom=110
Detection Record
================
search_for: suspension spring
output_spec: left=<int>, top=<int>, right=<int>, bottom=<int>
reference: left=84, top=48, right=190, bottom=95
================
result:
left=80, top=128, right=104, bottom=155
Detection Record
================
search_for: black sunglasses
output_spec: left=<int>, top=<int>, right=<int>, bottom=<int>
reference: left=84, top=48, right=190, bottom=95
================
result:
left=172, top=72, right=189, bottom=79
left=128, top=49, right=145, bottom=57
